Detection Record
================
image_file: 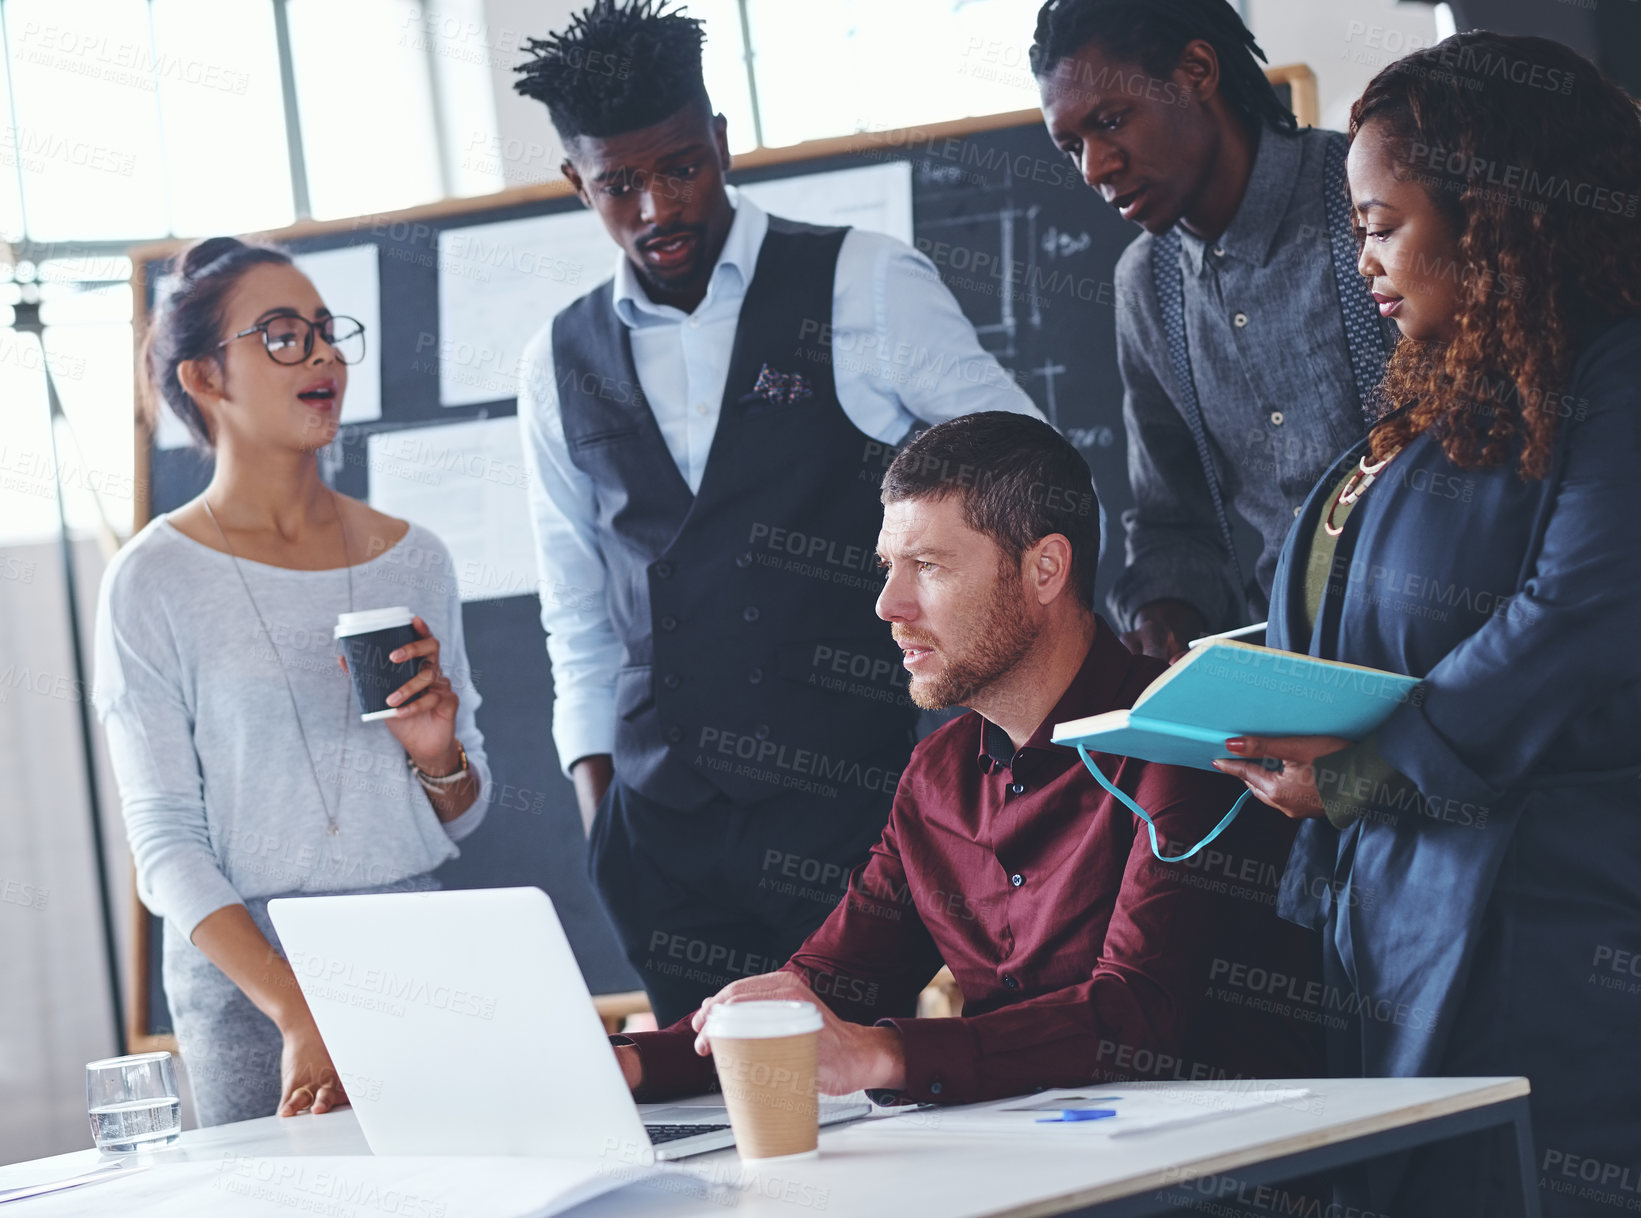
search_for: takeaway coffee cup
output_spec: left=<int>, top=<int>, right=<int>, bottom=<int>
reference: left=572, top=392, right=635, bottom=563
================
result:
left=335, top=608, right=426, bottom=722
left=703, top=1000, right=823, bottom=1162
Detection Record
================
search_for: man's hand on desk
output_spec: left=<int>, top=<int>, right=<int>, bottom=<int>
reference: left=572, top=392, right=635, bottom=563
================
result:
left=1122, top=600, right=1207, bottom=661
left=570, top=754, right=613, bottom=837
left=689, top=972, right=906, bottom=1095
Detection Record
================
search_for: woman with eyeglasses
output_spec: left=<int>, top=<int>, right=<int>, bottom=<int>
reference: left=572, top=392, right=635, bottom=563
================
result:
left=93, top=236, right=491, bottom=1125
left=1210, top=33, right=1641, bottom=1217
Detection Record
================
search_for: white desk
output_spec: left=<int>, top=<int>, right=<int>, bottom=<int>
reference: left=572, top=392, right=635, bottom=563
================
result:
left=0, top=1077, right=1539, bottom=1218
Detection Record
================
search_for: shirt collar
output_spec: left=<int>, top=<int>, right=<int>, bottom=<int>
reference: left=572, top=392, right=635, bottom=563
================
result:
left=611, top=186, right=767, bottom=328
left=975, top=618, right=1136, bottom=772
left=1176, top=127, right=1302, bottom=276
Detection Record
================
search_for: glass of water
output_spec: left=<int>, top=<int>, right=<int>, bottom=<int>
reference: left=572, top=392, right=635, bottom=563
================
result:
left=86, top=1052, right=181, bottom=1153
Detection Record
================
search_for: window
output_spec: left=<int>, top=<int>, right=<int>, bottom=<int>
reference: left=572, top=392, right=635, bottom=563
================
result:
left=690, top=0, right=758, bottom=154
left=0, top=39, right=25, bottom=242
left=1, top=0, right=170, bottom=241
left=150, top=0, right=295, bottom=236
left=284, top=0, right=444, bottom=219
left=743, top=0, right=1043, bottom=146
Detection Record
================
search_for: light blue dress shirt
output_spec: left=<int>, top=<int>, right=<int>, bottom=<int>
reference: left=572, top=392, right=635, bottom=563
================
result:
left=519, top=192, right=1042, bottom=773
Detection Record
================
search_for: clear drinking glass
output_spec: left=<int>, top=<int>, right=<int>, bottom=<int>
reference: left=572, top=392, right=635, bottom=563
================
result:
left=85, top=1052, right=181, bottom=1152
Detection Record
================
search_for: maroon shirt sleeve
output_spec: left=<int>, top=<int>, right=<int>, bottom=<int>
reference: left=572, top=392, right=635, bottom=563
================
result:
left=610, top=1020, right=717, bottom=1103
left=881, top=760, right=1262, bottom=1105
left=616, top=787, right=945, bottom=1101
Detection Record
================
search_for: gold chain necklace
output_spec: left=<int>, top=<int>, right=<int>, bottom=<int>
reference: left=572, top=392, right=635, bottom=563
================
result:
left=203, top=488, right=354, bottom=836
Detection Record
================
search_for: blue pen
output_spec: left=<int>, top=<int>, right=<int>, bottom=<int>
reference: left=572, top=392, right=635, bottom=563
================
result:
left=1036, top=1108, right=1118, bottom=1123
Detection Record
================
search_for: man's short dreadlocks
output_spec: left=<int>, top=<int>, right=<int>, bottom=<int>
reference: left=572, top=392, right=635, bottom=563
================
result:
left=1031, top=0, right=1296, bottom=136
left=514, top=0, right=711, bottom=142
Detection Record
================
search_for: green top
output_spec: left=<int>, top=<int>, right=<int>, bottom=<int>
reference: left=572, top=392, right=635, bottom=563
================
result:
left=1302, top=464, right=1358, bottom=635
left=1296, top=461, right=1419, bottom=830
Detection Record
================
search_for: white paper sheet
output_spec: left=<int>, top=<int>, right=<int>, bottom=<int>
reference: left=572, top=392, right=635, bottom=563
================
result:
left=153, top=244, right=383, bottom=449
left=435, top=160, right=916, bottom=407
left=5, top=1155, right=651, bottom=1218
left=739, top=160, right=914, bottom=244
left=435, top=209, right=612, bottom=408
left=848, top=1085, right=1320, bottom=1140
left=365, top=416, right=536, bottom=604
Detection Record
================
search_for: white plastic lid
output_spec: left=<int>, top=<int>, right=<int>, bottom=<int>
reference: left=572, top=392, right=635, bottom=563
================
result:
left=334, top=607, right=414, bottom=638
left=702, top=1000, right=822, bottom=1040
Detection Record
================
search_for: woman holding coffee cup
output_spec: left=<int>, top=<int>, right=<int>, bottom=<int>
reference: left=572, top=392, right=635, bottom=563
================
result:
left=93, top=236, right=491, bottom=1126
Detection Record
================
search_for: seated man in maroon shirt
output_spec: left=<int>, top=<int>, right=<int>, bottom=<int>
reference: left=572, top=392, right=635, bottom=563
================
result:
left=611, top=412, right=1320, bottom=1105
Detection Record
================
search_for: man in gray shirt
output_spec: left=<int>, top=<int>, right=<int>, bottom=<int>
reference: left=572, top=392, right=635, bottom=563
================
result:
left=1034, top=0, right=1396, bottom=656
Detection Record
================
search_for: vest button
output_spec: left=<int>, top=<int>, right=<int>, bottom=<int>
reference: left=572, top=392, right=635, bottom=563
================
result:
left=1010, top=873, right=1025, bottom=888
left=743, top=606, right=760, bottom=622
left=663, top=673, right=681, bottom=689
left=1003, top=974, right=1019, bottom=990
left=666, top=727, right=682, bottom=743
left=735, top=552, right=753, bottom=568
left=654, top=562, right=673, bottom=579
left=747, top=668, right=764, bottom=684
left=660, top=616, right=679, bottom=631
left=755, top=725, right=770, bottom=740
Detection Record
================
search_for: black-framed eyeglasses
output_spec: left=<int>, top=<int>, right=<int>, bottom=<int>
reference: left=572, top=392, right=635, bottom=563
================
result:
left=216, top=314, right=367, bottom=366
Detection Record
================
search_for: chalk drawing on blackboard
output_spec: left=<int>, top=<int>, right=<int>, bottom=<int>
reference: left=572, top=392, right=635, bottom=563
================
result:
left=922, top=197, right=1042, bottom=362
left=1029, top=358, right=1069, bottom=428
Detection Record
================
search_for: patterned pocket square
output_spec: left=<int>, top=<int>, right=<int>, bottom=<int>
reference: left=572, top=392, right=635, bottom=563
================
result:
left=750, top=362, right=813, bottom=406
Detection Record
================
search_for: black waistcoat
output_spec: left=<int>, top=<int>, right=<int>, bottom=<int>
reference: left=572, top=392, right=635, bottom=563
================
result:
left=552, top=218, right=917, bottom=810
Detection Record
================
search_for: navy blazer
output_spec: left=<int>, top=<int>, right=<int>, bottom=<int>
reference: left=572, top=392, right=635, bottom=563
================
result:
left=1268, top=317, right=1641, bottom=1114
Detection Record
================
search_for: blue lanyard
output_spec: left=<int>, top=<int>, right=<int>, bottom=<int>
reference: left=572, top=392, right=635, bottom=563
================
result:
left=1075, top=745, right=1252, bottom=863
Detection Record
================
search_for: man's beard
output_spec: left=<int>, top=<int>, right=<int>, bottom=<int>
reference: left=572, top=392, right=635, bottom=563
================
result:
left=900, top=572, right=1039, bottom=711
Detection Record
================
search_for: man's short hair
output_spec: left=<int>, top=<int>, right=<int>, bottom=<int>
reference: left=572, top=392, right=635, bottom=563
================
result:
left=1030, top=0, right=1296, bottom=137
left=513, top=0, right=710, bottom=142
left=882, top=413, right=1100, bottom=609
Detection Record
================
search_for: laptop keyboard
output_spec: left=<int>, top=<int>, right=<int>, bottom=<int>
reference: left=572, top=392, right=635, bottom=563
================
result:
left=646, top=1122, right=731, bottom=1145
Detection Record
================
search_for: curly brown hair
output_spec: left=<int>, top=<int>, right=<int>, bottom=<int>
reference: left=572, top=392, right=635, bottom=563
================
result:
left=1351, top=32, right=1641, bottom=479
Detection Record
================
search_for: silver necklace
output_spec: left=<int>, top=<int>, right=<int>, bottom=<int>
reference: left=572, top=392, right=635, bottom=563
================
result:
left=203, top=488, right=353, bottom=837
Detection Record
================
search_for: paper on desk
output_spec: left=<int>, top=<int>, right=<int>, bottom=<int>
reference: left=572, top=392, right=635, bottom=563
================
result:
left=4, top=1155, right=653, bottom=1218
left=850, top=1085, right=1318, bottom=1140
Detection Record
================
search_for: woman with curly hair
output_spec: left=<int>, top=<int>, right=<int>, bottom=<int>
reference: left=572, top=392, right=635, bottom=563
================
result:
left=1211, top=31, right=1641, bottom=1218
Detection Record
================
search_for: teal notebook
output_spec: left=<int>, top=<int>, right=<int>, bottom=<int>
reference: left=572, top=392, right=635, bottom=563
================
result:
left=1051, top=639, right=1422, bottom=772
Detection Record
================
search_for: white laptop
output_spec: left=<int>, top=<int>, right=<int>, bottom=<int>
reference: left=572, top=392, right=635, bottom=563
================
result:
left=266, top=886, right=870, bottom=1161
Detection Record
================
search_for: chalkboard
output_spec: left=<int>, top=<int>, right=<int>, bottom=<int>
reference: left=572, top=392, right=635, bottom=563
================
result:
left=127, top=72, right=1317, bottom=1046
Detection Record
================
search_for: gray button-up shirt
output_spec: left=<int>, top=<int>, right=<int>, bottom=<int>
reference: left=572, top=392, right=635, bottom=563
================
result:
left=1108, top=126, right=1397, bottom=633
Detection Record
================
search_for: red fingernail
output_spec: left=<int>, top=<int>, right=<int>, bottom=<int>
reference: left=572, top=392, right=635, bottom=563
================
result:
left=1225, top=738, right=1248, bottom=752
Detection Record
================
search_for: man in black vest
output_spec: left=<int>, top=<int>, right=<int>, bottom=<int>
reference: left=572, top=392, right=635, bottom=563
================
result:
left=515, top=0, right=1041, bottom=1024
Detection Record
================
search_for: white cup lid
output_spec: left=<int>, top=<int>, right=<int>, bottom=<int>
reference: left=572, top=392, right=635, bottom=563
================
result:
left=702, top=1000, right=822, bottom=1040
left=335, top=607, right=414, bottom=638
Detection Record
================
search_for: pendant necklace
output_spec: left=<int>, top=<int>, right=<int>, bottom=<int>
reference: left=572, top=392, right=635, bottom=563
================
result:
left=1323, top=443, right=1407, bottom=538
left=204, top=488, right=353, bottom=837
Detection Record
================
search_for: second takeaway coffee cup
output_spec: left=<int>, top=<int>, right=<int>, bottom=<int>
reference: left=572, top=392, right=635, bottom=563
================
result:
left=335, top=608, right=426, bottom=722
left=703, top=1000, right=823, bottom=1162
